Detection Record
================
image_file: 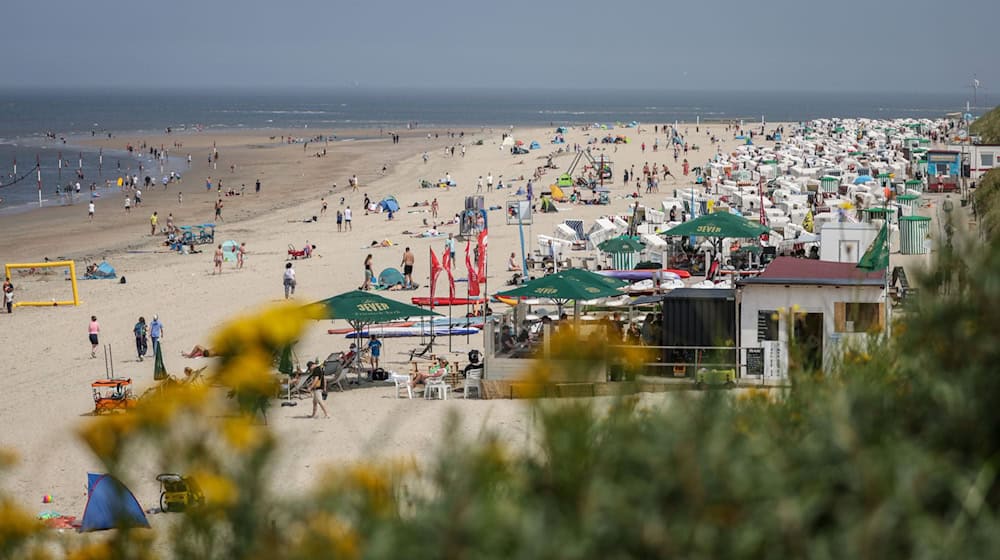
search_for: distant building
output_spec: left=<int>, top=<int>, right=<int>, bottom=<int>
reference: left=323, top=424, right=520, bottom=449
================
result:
left=946, top=143, right=1000, bottom=181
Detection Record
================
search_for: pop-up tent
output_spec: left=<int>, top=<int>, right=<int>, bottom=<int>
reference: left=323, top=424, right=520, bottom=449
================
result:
left=378, top=267, right=405, bottom=288
left=79, top=473, right=150, bottom=532
left=84, top=262, right=117, bottom=280
left=379, top=196, right=400, bottom=213
left=529, top=141, right=541, bottom=150
left=221, top=240, right=240, bottom=262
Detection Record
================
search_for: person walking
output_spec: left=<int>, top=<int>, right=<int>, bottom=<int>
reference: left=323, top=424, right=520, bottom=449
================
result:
left=150, top=211, right=158, bottom=235
left=446, top=234, right=456, bottom=265
left=149, top=315, right=163, bottom=355
left=401, top=247, right=415, bottom=288
left=88, top=316, right=101, bottom=358
left=237, top=242, right=246, bottom=269
left=344, top=206, right=352, bottom=231
left=306, top=361, right=329, bottom=419
left=431, top=198, right=439, bottom=218
left=124, top=196, right=131, bottom=213
left=214, top=198, right=224, bottom=222
left=361, top=254, right=374, bottom=290
left=283, top=262, right=296, bottom=299
left=133, top=317, right=148, bottom=361
left=213, top=244, right=224, bottom=275
left=88, top=200, right=95, bottom=221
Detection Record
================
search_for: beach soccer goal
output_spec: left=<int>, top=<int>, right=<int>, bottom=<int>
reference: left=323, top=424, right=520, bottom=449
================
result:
left=4, top=261, right=80, bottom=307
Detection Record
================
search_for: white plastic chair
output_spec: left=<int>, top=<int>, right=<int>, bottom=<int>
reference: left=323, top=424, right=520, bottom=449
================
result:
left=463, top=365, right=484, bottom=399
left=391, top=373, right=412, bottom=399
left=424, top=376, right=450, bottom=400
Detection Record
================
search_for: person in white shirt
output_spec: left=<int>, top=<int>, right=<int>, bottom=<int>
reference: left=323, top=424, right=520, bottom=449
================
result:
left=344, top=206, right=353, bottom=230
left=88, top=201, right=95, bottom=221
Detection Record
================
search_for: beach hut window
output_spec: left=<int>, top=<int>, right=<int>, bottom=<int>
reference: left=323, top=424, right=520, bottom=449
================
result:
left=981, top=154, right=994, bottom=168
left=835, top=303, right=880, bottom=333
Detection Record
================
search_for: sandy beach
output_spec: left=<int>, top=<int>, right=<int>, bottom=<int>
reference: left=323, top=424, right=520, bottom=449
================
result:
left=0, top=121, right=755, bottom=532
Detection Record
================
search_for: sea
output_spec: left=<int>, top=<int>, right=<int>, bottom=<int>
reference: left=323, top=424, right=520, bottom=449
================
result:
left=0, top=88, right=978, bottom=215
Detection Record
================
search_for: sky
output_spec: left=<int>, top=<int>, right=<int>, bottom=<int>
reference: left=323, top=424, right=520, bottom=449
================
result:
left=3, top=0, right=997, bottom=94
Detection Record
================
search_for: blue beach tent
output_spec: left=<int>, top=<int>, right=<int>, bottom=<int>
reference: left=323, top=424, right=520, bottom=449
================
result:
left=378, top=267, right=405, bottom=288
left=529, top=141, right=541, bottom=150
left=79, top=473, right=150, bottom=532
left=379, top=196, right=400, bottom=213
left=84, top=262, right=117, bottom=279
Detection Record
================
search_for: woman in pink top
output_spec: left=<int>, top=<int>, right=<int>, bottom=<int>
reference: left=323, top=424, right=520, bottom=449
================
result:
left=89, top=316, right=100, bottom=358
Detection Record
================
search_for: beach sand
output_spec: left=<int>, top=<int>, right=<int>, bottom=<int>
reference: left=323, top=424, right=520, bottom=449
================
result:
left=0, top=121, right=755, bottom=534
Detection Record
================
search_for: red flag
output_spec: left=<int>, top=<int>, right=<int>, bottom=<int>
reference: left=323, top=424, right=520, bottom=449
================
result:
left=466, top=241, right=480, bottom=297
left=441, top=248, right=456, bottom=300
left=429, top=248, right=442, bottom=306
left=476, top=229, right=488, bottom=283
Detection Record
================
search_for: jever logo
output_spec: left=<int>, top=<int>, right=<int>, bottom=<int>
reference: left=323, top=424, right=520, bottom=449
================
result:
left=696, top=225, right=722, bottom=234
left=357, top=302, right=390, bottom=312
left=536, top=287, right=558, bottom=295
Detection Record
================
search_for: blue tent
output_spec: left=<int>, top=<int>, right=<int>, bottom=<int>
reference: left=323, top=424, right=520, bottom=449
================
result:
left=84, top=262, right=117, bottom=279
left=529, top=141, right=541, bottom=150
left=379, top=196, right=400, bottom=213
left=378, top=267, right=405, bottom=288
left=79, top=473, right=150, bottom=532
left=555, top=127, right=568, bottom=133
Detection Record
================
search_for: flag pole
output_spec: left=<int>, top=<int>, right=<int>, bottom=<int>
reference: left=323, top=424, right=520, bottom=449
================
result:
left=428, top=248, right=435, bottom=352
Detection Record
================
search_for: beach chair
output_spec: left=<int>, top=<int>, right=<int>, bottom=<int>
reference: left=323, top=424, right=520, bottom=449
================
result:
left=322, top=353, right=347, bottom=392
left=406, top=337, right=436, bottom=361
left=424, top=376, right=450, bottom=400
left=391, top=373, right=413, bottom=399
left=463, top=363, right=484, bottom=399
left=281, top=373, right=313, bottom=400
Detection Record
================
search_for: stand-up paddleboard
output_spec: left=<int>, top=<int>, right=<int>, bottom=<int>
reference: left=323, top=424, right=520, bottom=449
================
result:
left=343, top=327, right=480, bottom=338
left=597, top=269, right=689, bottom=281
left=411, top=296, right=486, bottom=307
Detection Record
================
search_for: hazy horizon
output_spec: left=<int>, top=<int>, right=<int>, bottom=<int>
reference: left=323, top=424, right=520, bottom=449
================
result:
left=3, top=0, right=996, bottom=96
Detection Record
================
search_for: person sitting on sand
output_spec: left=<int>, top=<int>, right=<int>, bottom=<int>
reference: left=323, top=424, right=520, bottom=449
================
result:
left=182, top=344, right=214, bottom=358
left=410, top=357, right=449, bottom=388
left=507, top=252, right=520, bottom=272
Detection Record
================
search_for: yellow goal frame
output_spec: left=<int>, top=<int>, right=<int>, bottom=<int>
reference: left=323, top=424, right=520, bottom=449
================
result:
left=4, top=261, right=80, bottom=307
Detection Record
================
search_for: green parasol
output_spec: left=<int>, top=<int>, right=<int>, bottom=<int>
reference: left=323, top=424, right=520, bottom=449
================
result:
left=661, top=211, right=770, bottom=239
left=598, top=235, right=645, bottom=254
left=153, top=343, right=167, bottom=380
left=311, top=290, right=440, bottom=332
left=496, top=269, right=626, bottom=317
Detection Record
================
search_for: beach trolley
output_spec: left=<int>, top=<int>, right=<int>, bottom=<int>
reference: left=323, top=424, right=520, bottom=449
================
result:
left=820, top=175, right=839, bottom=194
left=156, top=473, right=205, bottom=512
left=899, top=216, right=931, bottom=255
left=92, top=378, right=135, bottom=414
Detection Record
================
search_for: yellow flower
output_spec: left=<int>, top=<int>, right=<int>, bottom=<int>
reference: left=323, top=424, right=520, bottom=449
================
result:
left=221, top=417, right=269, bottom=452
left=189, top=470, right=238, bottom=508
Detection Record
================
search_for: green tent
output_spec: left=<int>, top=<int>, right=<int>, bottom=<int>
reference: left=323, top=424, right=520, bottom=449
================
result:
left=661, top=211, right=770, bottom=240
left=598, top=236, right=644, bottom=254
